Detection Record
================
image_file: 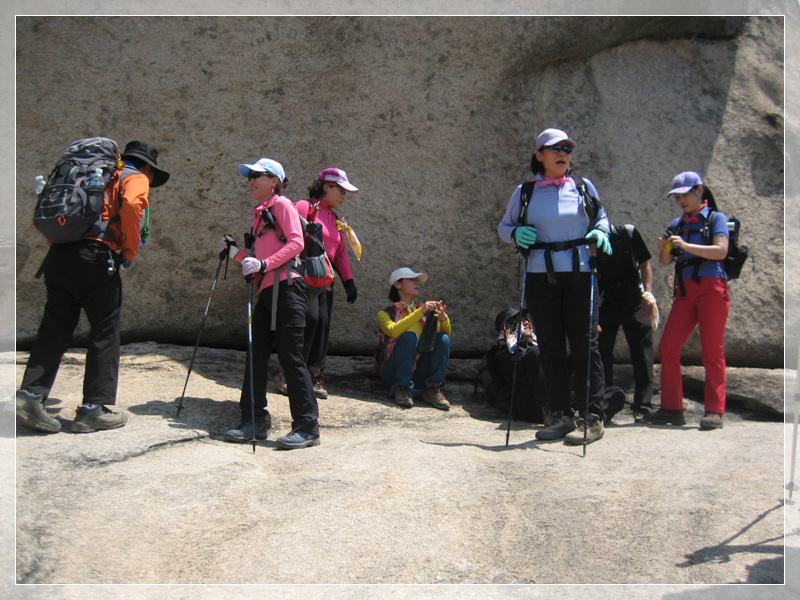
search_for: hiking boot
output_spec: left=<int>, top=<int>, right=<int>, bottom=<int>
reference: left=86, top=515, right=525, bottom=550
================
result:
left=274, top=371, right=288, bottom=396
left=312, top=372, right=328, bottom=399
left=422, top=384, right=450, bottom=411
left=699, top=411, right=724, bottom=430
left=632, top=404, right=653, bottom=419
left=275, top=431, right=320, bottom=450
left=223, top=421, right=269, bottom=443
left=71, top=404, right=128, bottom=433
left=535, top=413, right=575, bottom=440
left=565, top=417, right=605, bottom=445
left=394, top=386, right=413, bottom=408
left=640, top=408, right=687, bottom=426
left=16, top=390, right=61, bottom=433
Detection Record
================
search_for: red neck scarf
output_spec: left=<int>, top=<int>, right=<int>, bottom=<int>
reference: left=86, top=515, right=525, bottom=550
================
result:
left=681, top=201, right=708, bottom=223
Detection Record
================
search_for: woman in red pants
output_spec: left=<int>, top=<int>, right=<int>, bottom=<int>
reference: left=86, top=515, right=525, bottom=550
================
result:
left=645, top=171, right=730, bottom=430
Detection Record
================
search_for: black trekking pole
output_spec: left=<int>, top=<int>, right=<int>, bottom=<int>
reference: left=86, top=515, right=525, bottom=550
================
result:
left=245, top=274, right=258, bottom=453
left=583, top=242, right=598, bottom=458
left=505, top=254, right=528, bottom=447
left=176, top=241, right=231, bottom=417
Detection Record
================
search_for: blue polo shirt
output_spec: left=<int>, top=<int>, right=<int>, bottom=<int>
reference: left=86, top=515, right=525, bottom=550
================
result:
left=669, top=206, right=729, bottom=280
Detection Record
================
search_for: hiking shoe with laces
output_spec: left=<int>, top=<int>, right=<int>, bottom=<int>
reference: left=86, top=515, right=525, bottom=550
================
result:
left=312, top=372, right=328, bottom=399
left=275, top=431, right=320, bottom=450
left=699, top=411, right=724, bottom=430
left=641, top=408, right=687, bottom=426
left=565, top=417, right=605, bottom=445
left=422, top=384, right=450, bottom=411
left=274, top=371, right=288, bottom=396
left=223, top=421, right=269, bottom=443
left=394, top=386, right=413, bottom=408
left=16, top=390, right=61, bottom=433
left=71, top=404, right=128, bottom=433
left=535, top=414, right=576, bottom=440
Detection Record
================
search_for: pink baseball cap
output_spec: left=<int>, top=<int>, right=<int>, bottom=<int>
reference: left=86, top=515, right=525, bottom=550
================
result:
left=319, top=167, right=358, bottom=192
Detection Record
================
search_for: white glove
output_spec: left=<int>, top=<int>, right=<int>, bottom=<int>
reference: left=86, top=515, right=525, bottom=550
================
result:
left=220, top=234, right=239, bottom=259
left=642, top=292, right=659, bottom=330
left=242, top=257, right=265, bottom=276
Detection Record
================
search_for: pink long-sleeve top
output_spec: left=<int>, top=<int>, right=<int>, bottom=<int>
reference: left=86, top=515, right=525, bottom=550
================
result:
left=235, top=194, right=304, bottom=290
left=295, top=199, right=354, bottom=281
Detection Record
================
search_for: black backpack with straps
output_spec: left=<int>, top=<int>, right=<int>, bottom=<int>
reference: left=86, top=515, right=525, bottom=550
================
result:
left=672, top=186, right=749, bottom=294
left=517, top=174, right=604, bottom=283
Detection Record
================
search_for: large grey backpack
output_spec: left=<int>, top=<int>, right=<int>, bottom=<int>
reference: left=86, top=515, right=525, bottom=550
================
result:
left=32, top=137, right=122, bottom=245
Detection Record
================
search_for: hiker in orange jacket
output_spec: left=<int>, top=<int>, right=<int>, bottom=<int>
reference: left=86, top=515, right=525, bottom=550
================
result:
left=16, top=141, right=169, bottom=434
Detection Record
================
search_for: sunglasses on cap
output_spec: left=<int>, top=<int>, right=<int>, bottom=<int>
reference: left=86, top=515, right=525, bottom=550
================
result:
left=542, top=144, right=573, bottom=154
left=248, top=171, right=276, bottom=181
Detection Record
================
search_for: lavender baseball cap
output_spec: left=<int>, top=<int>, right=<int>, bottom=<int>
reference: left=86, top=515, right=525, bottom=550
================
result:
left=667, top=171, right=703, bottom=196
left=319, top=167, right=358, bottom=192
left=239, top=158, right=286, bottom=183
left=536, top=128, right=577, bottom=150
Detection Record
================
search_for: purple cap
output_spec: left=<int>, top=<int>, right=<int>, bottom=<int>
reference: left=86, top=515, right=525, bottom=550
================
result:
left=319, top=167, right=358, bottom=192
left=668, top=171, right=703, bottom=196
left=536, top=128, right=577, bottom=150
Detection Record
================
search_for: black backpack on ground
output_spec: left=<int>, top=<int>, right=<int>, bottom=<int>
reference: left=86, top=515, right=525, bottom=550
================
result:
left=475, top=342, right=546, bottom=423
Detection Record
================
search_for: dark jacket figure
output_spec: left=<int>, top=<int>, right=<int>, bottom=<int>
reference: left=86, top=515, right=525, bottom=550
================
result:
left=596, top=224, right=657, bottom=417
left=16, top=141, right=169, bottom=434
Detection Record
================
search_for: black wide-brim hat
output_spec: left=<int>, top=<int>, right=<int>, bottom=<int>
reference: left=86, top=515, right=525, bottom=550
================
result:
left=121, top=141, right=170, bottom=188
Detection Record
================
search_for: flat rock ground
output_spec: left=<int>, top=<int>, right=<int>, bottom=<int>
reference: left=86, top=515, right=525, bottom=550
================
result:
left=3, top=342, right=799, bottom=600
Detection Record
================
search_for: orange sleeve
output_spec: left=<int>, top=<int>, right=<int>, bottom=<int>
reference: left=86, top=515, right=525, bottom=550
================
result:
left=117, top=172, right=150, bottom=262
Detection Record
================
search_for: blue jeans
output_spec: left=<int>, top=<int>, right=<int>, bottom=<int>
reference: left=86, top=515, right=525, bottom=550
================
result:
left=381, top=331, right=450, bottom=391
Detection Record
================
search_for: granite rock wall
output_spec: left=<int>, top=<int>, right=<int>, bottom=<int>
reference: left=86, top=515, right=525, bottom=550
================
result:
left=14, top=16, right=784, bottom=366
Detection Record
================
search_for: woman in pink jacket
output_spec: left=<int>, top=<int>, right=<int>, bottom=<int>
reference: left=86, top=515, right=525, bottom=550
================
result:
left=221, top=157, right=320, bottom=450
left=287, top=168, right=360, bottom=399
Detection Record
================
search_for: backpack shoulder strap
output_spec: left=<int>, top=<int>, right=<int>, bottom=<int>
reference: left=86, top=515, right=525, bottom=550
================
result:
left=572, top=174, right=601, bottom=223
left=518, top=181, right=535, bottom=225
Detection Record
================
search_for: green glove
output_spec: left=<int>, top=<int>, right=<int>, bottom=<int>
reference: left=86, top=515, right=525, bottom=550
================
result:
left=514, top=226, right=538, bottom=249
left=585, top=229, right=612, bottom=255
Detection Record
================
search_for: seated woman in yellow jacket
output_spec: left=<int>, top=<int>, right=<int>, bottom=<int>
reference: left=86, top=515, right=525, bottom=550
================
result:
left=376, top=267, right=451, bottom=411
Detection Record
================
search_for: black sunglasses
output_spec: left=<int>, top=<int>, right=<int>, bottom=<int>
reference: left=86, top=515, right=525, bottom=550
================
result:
left=543, top=144, right=573, bottom=154
left=248, top=171, right=275, bottom=181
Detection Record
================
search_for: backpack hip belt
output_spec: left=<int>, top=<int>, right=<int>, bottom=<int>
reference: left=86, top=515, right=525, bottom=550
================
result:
left=531, top=238, right=587, bottom=284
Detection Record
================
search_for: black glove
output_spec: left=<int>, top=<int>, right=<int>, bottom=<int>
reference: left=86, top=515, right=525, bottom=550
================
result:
left=343, top=279, right=357, bottom=304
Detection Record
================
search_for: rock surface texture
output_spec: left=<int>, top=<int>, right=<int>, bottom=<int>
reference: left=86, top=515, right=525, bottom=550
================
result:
left=5, top=344, right=793, bottom=592
left=14, top=16, right=784, bottom=367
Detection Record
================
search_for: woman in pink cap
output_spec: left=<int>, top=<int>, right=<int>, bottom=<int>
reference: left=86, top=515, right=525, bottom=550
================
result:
left=273, top=168, right=360, bottom=399
left=644, top=171, right=730, bottom=430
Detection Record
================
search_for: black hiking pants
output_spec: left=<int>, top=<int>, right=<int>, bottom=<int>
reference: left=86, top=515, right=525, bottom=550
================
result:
left=21, top=240, right=122, bottom=405
left=526, top=271, right=605, bottom=419
left=598, top=298, right=654, bottom=409
left=239, top=278, right=319, bottom=436
left=303, top=286, right=333, bottom=370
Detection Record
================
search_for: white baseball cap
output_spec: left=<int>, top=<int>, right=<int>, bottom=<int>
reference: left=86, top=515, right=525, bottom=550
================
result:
left=389, top=267, right=428, bottom=286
